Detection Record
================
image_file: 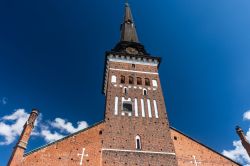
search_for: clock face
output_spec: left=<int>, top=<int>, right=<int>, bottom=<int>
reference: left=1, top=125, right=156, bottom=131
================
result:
left=125, top=47, right=138, bottom=55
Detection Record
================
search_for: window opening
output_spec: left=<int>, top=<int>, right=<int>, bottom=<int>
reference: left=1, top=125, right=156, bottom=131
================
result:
left=123, top=102, right=132, bottom=112
left=143, top=89, right=147, bottom=96
left=123, top=87, right=128, bottom=95
left=129, top=76, right=134, bottom=84
left=121, top=75, right=125, bottom=84
left=137, top=77, right=142, bottom=85
left=145, top=78, right=150, bottom=86
left=135, top=135, right=141, bottom=150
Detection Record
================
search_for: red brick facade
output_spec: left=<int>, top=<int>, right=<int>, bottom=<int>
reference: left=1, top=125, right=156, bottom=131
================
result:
left=101, top=58, right=178, bottom=165
left=22, top=122, right=104, bottom=166
left=171, top=128, right=239, bottom=166
left=9, top=122, right=239, bottom=166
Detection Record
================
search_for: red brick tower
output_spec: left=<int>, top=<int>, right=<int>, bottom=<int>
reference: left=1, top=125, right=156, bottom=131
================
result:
left=8, top=109, right=39, bottom=166
left=101, top=3, right=178, bottom=165
left=236, top=126, right=250, bottom=157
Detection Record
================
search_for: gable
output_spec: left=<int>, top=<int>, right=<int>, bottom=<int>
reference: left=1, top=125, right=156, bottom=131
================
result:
left=170, top=127, right=240, bottom=166
left=23, top=121, right=104, bottom=166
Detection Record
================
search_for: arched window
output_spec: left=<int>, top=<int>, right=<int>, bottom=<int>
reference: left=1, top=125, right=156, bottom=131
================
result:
left=129, top=76, right=134, bottom=84
left=123, top=87, right=128, bottom=95
left=135, top=135, right=141, bottom=150
left=145, top=78, right=150, bottom=86
left=137, top=77, right=142, bottom=85
left=143, top=89, right=147, bottom=96
left=121, top=75, right=125, bottom=84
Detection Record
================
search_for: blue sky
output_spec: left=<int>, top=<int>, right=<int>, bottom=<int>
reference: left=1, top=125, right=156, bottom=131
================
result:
left=0, top=0, right=250, bottom=165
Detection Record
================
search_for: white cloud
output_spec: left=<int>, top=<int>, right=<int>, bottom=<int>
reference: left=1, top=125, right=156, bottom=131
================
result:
left=222, top=139, right=250, bottom=164
left=0, top=109, right=88, bottom=145
left=0, top=109, right=29, bottom=145
left=222, top=110, right=250, bottom=165
left=50, top=118, right=88, bottom=134
left=243, top=111, right=250, bottom=121
left=40, top=129, right=65, bottom=143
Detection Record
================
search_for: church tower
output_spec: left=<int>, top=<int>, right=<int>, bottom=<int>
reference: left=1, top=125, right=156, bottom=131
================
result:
left=8, top=109, right=39, bottom=166
left=101, top=3, right=178, bottom=165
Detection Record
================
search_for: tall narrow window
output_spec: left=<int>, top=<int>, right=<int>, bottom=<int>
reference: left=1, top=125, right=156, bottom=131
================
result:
left=135, top=135, right=141, bottom=150
left=143, top=89, right=147, bottom=96
left=129, top=76, right=134, bottom=84
left=137, top=77, right=142, bottom=85
left=123, top=87, right=128, bottom=95
left=121, top=75, right=125, bottom=84
left=145, top=78, right=150, bottom=86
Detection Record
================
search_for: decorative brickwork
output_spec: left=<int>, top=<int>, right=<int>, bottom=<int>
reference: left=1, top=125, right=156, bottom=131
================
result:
left=101, top=57, right=178, bottom=165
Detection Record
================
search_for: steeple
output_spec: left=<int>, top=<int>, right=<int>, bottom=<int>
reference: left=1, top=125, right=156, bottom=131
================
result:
left=8, top=109, right=39, bottom=166
left=112, top=2, right=148, bottom=55
left=120, top=2, right=139, bottom=43
left=236, top=126, right=250, bottom=157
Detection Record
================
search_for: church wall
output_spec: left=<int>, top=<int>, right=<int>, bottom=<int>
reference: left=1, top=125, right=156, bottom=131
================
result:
left=170, top=128, right=240, bottom=166
left=22, top=122, right=104, bottom=166
left=102, top=150, right=177, bottom=166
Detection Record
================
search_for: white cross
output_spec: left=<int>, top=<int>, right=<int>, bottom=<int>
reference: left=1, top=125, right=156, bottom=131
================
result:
left=190, top=155, right=201, bottom=166
left=77, top=148, right=88, bottom=166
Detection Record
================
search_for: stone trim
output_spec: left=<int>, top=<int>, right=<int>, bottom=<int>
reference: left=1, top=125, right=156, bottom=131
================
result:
left=109, top=68, right=158, bottom=75
left=17, top=140, right=28, bottom=149
left=108, top=57, right=158, bottom=66
left=102, top=148, right=176, bottom=155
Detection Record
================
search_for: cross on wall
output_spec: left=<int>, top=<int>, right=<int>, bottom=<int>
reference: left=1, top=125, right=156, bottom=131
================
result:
left=190, top=155, right=202, bottom=166
left=77, top=148, right=88, bottom=166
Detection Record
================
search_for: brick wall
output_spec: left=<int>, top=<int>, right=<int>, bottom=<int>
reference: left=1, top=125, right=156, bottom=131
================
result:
left=171, top=128, right=240, bottom=166
left=22, top=122, right=104, bottom=166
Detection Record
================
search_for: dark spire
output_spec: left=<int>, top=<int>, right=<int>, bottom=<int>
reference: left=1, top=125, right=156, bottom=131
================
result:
left=111, top=2, right=148, bottom=55
left=120, top=2, right=139, bottom=43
